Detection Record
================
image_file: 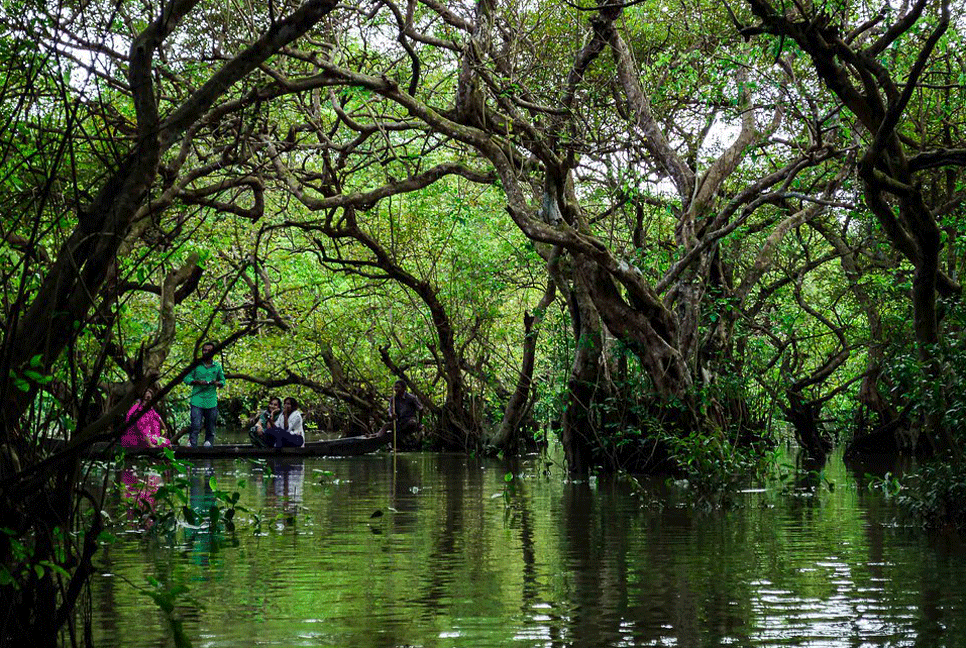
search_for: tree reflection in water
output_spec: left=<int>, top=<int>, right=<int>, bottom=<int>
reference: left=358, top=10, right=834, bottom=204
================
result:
left=89, top=453, right=966, bottom=648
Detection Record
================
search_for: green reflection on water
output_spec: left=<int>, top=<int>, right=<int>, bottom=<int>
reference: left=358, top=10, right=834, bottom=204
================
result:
left=91, top=452, right=966, bottom=648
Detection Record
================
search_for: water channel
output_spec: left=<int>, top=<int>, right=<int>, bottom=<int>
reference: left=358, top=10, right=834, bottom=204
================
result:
left=88, top=446, right=966, bottom=647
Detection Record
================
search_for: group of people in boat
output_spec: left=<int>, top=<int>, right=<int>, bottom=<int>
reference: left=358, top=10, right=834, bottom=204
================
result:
left=120, top=340, right=422, bottom=450
left=120, top=340, right=227, bottom=449
left=183, top=341, right=226, bottom=447
left=248, top=396, right=306, bottom=448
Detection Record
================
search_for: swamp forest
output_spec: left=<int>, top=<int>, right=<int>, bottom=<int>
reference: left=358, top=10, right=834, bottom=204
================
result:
left=4, top=0, right=966, bottom=645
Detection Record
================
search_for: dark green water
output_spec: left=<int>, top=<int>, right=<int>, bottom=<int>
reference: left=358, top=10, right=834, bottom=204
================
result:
left=90, top=449, right=966, bottom=647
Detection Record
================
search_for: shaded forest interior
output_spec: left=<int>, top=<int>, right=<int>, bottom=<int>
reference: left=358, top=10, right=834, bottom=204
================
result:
left=3, top=0, right=966, bottom=643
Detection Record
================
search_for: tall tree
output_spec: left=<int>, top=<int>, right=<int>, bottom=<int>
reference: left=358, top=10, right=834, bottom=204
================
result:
left=743, top=0, right=966, bottom=456
left=272, top=0, right=853, bottom=471
left=0, top=0, right=341, bottom=642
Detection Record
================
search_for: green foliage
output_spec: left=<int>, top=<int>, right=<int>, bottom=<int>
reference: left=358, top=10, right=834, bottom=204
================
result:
left=874, top=295, right=966, bottom=448
left=502, top=471, right=516, bottom=509
left=135, top=575, right=199, bottom=648
left=659, top=429, right=769, bottom=507
left=0, top=523, right=85, bottom=592
left=888, top=462, right=966, bottom=531
left=866, top=471, right=903, bottom=498
left=121, top=451, right=251, bottom=537
left=770, top=460, right=835, bottom=497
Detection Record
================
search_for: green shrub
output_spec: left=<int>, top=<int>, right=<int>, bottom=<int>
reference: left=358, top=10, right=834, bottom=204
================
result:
left=892, top=461, right=966, bottom=530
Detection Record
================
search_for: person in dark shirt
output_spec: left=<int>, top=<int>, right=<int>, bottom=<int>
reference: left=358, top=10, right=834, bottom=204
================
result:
left=249, top=396, right=281, bottom=448
left=375, top=380, right=423, bottom=442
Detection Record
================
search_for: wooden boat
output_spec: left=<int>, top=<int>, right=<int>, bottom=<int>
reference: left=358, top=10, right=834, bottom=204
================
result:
left=89, top=433, right=391, bottom=459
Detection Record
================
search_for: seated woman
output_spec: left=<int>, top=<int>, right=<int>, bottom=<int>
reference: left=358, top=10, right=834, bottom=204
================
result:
left=249, top=396, right=282, bottom=447
left=122, top=387, right=171, bottom=449
left=263, top=397, right=306, bottom=448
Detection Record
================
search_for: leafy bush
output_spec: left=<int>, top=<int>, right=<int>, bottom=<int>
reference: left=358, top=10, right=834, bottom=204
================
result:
left=659, top=428, right=770, bottom=507
left=890, top=461, right=966, bottom=530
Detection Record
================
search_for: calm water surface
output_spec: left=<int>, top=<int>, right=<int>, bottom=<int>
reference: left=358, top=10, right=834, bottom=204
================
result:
left=90, top=447, right=966, bottom=647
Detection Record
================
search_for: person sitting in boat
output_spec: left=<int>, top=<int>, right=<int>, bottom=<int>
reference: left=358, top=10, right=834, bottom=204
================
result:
left=249, top=396, right=282, bottom=448
left=374, top=380, right=423, bottom=442
left=263, top=397, right=306, bottom=448
left=121, top=387, right=171, bottom=449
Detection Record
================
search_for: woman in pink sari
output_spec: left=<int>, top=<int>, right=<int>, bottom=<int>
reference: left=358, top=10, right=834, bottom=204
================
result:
left=121, top=387, right=171, bottom=448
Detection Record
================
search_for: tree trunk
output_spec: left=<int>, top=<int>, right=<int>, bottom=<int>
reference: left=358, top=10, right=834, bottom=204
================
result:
left=418, top=279, right=476, bottom=449
left=491, top=281, right=555, bottom=452
left=908, top=198, right=957, bottom=456
left=0, top=2, right=342, bottom=643
left=784, top=391, right=832, bottom=459
left=559, top=265, right=604, bottom=477
left=577, top=260, right=692, bottom=400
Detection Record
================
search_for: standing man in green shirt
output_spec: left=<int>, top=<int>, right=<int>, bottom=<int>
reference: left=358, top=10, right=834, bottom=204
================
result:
left=183, top=341, right=226, bottom=447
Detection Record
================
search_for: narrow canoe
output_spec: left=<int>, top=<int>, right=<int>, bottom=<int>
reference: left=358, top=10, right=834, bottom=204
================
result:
left=91, top=433, right=391, bottom=459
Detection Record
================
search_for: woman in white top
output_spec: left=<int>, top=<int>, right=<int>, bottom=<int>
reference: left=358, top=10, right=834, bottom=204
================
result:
left=264, top=397, right=306, bottom=448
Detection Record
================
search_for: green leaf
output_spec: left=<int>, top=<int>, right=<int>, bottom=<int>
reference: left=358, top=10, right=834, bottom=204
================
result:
left=38, top=561, right=70, bottom=579
left=183, top=507, right=199, bottom=525
left=97, top=531, right=117, bottom=545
